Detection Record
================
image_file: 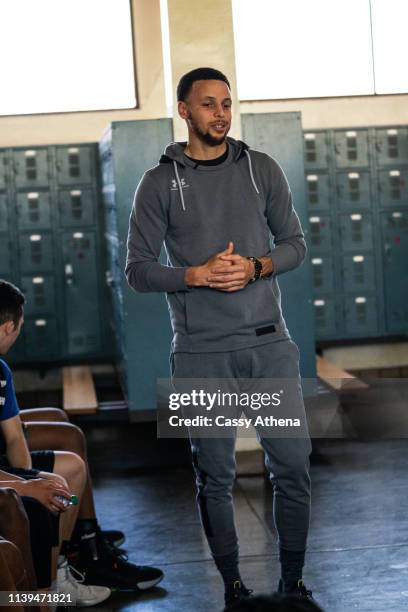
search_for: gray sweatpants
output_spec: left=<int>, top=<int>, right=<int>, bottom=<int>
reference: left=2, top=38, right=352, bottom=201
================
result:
left=170, top=339, right=312, bottom=558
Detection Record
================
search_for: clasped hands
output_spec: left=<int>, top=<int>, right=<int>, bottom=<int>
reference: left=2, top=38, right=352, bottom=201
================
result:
left=187, top=242, right=255, bottom=292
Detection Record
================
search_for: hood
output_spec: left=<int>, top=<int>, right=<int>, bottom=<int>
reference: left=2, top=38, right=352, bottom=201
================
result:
left=158, top=137, right=259, bottom=212
left=159, top=137, right=249, bottom=166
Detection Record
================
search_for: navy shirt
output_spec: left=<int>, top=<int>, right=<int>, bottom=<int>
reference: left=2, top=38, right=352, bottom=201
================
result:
left=0, top=358, right=19, bottom=422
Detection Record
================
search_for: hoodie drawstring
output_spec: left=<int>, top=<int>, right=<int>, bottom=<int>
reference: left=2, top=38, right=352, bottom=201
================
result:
left=244, top=150, right=260, bottom=194
left=173, top=161, right=186, bottom=212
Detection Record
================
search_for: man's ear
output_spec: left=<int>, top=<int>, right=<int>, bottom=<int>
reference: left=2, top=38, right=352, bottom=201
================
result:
left=178, top=100, right=188, bottom=120
left=3, top=320, right=16, bottom=336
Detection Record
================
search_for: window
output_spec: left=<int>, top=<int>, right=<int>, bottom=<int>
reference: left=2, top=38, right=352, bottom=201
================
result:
left=0, top=0, right=136, bottom=116
left=232, top=0, right=408, bottom=100
left=371, top=0, right=408, bottom=94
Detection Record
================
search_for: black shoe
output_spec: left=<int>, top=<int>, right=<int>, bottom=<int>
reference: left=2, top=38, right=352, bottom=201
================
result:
left=99, top=528, right=125, bottom=548
left=74, top=532, right=164, bottom=592
left=224, top=580, right=253, bottom=610
left=278, top=578, right=314, bottom=600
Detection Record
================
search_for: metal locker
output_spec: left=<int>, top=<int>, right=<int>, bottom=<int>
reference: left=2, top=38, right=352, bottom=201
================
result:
left=0, top=151, right=7, bottom=190
left=341, top=254, right=376, bottom=292
left=334, top=130, right=369, bottom=168
left=308, top=215, right=332, bottom=252
left=0, top=194, right=8, bottom=232
left=21, top=275, right=56, bottom=316
left=56, top=146, right=93, bottom=186
left=313, top=298, right=337, bottom=339
left=0, top=234, right=11, bottom=275
left=336, top=171, right=371, bottom=208
left=58, top=188, right=95, bottom=227
left=16, top=191, right=51, bottom=230
left=310, top=256, right=335, bottom=293
left=344, top=295, right=378, bottom=336
left=24, top=317, right=59, bottom=358
left=13, top=148, right=50, bottom=189
left=303, top=132, right=329, bottom=169
left=339, top=213, right=373, bottom=252
left=19, top=233, right=54, bottom=272
left=381, top=210, right=408, bottom=333
left=62, top=231, right=101, bottom=355
left=305, top=173, right=330, bottom=210
left=375, top=128, right=408, bottom=166
left=378, top=169, right=408, bottom=208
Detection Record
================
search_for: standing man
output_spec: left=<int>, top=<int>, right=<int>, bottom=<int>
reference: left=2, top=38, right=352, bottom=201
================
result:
left=126, top=67, right=313, bottom=609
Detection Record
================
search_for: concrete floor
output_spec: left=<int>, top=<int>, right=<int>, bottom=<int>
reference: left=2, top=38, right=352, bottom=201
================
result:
left=71, top=417, right=408, bottom=612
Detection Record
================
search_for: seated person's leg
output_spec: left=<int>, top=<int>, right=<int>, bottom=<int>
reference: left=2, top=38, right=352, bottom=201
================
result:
left=26, top=451, right=111, bottom=606
left=25, top=422, right=164, bottom=592
left=25, top=422, right=122, bottom=546
left=20, top=408, right=69, bottom=423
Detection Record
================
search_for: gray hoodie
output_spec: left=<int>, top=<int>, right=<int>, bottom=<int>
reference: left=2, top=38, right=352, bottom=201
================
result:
left=125, top=137, right=306, bottom=353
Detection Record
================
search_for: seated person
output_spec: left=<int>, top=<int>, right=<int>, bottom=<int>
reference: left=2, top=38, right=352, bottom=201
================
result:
left=0, top=282, right=111, bottom=607
left=0, top=279, right=164, bottom=593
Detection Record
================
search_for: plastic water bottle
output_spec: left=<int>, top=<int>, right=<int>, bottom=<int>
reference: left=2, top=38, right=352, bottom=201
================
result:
left=55, top=494, right=78, bottom=508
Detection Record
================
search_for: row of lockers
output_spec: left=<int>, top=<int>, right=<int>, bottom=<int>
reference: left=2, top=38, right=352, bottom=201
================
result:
left=309, top=210, right=407, bottom=253
left=306, top=169, right=408, bottom=209
left=0, top=146, right=97, bottom=189
left=304, top=127, right=408, bottom=169
left=0, top=189, right=97, bottom=230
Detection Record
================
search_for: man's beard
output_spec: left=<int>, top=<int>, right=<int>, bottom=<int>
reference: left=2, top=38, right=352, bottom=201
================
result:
left=187, top=113, right=229, bottom=147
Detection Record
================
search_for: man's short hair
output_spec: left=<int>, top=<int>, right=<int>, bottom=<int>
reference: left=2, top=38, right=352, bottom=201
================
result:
left=177, top=67, right=231, bottom=102
left=0, top=280, right=25, bottom=326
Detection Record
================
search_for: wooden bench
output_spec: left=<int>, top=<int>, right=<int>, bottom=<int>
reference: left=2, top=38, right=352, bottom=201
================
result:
left=316, top=355, right=368, bottom=391
left=62, top=366, right=98, bottom=415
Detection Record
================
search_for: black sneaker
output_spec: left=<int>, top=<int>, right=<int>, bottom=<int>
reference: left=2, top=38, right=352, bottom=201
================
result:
left=100, top=529, right=125, bottom=548
left=74, top=532, right=164, bottom=592
left=224, top=580, right=253, bottom=610
left=278, top=578, right=315, bottom=600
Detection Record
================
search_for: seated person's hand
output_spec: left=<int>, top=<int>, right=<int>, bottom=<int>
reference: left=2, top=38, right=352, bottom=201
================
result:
left=20, top=477, right=72, bottom=514
left=37, top=470, right=69, bottom=491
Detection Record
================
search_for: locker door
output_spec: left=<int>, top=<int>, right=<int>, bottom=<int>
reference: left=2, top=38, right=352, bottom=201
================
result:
left=334, top=130, right=369, bottom=168
left=310, top=256, right=335, bottom=293
left=344, top=296, right=378, bottom=336
left=381, top=211, right=408, bottom=333
left=336, top=171, right=371, bottom=209
left=24, top=317, right=59, bottom=359
left=376, top=128, right=408, bottom=166
left=0, top=234, right=11, bottom=275
left=0, top=151, right=7, bottom=190
left=56, top=146, right=93, bottom=186
left=309, top=215, right=332, bottom=252
left=62, top=231, right=101, bottom=355
left=340, top=213, right=373, bottom=252
left=16, top=192, right=51, bottom=230
left=0, top=194, right=8, bottom=232
left=313, top=298, right=337, bottom=339
left=306, top=174, right=330, bottom=210
left=19, top=233, right=54, bottom=272
left=303, top=132, right=329, bottom=169
left=341, top=254, right=376, bottom=292
left=58, top=188, right=95, bottom=227
left=378, top=169, right=408, bottom=208
left=13, top=149, right=50, bottom=189
left=21, top=275, right=56, bottom=316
